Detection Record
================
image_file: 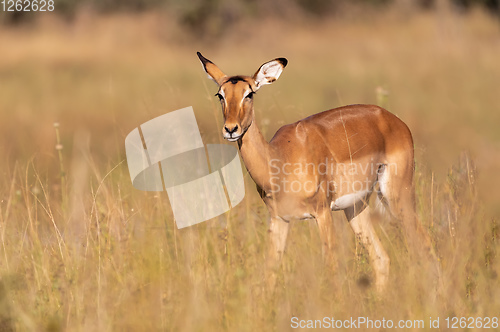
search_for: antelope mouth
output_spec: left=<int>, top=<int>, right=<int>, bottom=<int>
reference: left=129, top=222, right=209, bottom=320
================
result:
left=226, top=135, right=242, bottom=142
left=223, top=123, right=250, bottom=142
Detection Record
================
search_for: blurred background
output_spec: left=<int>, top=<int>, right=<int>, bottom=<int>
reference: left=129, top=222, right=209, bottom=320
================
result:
left=1, top=0, right=499, bottom=212
left=0, top=0, right=499, bottom=330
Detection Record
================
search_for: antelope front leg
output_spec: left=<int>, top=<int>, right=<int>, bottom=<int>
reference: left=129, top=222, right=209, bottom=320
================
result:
left=315, top=209, right=336, bottom=267
left=266, top=216, right=290, bottom=289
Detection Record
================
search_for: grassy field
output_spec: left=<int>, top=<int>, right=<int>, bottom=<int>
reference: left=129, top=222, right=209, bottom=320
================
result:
left=0, top=9, right=499, bottom=331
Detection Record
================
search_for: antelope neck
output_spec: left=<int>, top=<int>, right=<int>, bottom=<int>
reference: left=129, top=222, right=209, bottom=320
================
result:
left=238, top=119, right=275, bottom=193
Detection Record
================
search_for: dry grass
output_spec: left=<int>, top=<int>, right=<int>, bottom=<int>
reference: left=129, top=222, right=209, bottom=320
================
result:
left=0, top=9, right=499, bottom=331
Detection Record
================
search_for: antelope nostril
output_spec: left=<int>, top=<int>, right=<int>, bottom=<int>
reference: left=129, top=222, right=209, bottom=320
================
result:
left=224, top=125, right=238, bottom=134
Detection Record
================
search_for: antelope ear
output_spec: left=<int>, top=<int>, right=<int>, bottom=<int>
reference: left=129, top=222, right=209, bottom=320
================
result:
left=252, top=58, right=288, bottom=90
left=197, top=52, right=227, bottom=85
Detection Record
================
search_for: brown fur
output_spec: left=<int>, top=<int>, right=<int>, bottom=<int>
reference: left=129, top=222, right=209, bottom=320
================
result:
left=198, top=52, right=437, bottom=291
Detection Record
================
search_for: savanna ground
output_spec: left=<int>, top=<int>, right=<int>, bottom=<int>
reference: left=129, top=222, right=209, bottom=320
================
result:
left=0, top=7, right=500, bottom=331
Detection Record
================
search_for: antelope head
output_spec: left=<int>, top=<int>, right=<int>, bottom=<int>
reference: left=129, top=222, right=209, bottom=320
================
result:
left=197, top=52, right=287, bottom=142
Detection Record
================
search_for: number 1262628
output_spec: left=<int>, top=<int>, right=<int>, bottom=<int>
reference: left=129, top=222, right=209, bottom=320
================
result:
left=1, top=0, right=54, bottom=12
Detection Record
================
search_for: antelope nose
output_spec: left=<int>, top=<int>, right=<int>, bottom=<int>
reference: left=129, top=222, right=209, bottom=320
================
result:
left=224, top=125, right=238, bottom=134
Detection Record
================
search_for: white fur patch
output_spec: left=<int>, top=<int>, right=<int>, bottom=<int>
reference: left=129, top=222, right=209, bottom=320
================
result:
left=240, top=88, right=253, bottom=106
left=331, top=190, right=370, bottom=210
left=254, top=61, right=284, bottom=89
